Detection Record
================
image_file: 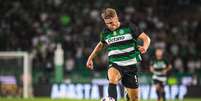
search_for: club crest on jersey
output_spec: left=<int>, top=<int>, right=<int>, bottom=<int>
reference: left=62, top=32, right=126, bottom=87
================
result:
left=113, top=31, right=117, bottom=35
left=119, top=29, right=124, bottom=34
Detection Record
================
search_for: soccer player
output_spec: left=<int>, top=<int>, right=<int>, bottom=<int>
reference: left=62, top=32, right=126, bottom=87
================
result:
left=150, top=48, right=172, bottom=101
left=86, top=8, right=151, bottom=101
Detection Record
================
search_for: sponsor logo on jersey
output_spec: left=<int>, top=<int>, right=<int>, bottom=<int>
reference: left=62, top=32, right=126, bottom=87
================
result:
left=106, top=34, right=132, bottom=44
left=108, top=36, right=125, bottom=43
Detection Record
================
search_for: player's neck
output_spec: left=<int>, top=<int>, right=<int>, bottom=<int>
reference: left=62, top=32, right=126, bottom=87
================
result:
left=156, top=56, right=162, bottom=60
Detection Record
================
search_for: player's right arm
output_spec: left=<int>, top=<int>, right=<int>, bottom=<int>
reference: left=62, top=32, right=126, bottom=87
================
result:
left=86, top=42, right=105, bottom=70
left=150, top=66, right=155, bottom=73
left=149, top=60, right=155, bottom=73
left=162, top=61, right=172, bottom=74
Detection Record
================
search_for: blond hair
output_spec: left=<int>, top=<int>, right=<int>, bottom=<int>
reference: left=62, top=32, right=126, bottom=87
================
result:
left=101, top=8, right=117, bottom=19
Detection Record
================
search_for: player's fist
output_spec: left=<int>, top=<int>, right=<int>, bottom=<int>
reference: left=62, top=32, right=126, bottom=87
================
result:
left=162, top=69, right=168, bottom=74
left=138, top=46, right=147, bottom=54
left=86, top=58, right=94, bottom=70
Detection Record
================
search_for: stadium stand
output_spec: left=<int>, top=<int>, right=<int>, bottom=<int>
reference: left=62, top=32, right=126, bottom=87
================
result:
left=0, top=0, right=201, bottom=86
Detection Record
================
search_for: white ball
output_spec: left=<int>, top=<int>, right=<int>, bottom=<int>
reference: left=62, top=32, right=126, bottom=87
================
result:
left=101, top=97, right=115, bottom=101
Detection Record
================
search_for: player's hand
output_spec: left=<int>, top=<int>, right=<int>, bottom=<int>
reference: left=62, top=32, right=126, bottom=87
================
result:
left=150, top=67, right=154, bottom=73
left=138, top=46, right=147, bottom=54
left=86, top=58, right=94, bottom=70
left=162, top=69, right=168, bottom=74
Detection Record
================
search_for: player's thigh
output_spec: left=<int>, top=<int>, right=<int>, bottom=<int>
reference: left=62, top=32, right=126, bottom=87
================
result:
left=126, top=87, right=139, bottom=101
left=159, top=82, right=165, bottom=91
left=154, top=80, right=162, bottom=90
left=107, top=67, right=121, bottom=84
left=155, top=83, right=161, bottom=90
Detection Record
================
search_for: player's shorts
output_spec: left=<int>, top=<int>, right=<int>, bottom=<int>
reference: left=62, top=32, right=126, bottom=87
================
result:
left=153, top=79, right=165, bottom=88
left=108, top=63, right=138, bottom=88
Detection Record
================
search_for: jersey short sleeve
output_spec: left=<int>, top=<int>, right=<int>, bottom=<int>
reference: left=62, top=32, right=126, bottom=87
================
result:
left=149, top=58, right=155, bottom=66
left=164, top=59, right=170, bottom=65
left=129, top=23, right=143, bottom=39
left=100, top=30, right=106, bottom=44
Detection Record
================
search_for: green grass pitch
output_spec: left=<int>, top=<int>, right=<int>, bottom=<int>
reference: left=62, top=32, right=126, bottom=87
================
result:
left=0, top=98, right=201, bottom=101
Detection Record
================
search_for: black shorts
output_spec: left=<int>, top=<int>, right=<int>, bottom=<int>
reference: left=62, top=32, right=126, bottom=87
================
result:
left=108, top=63, right=139, bottom=88
left=153, top=79, right=165, bottom=88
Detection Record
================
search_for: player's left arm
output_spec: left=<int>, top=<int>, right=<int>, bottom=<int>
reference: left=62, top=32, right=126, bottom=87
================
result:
left=163, top=60, right=172, bottom=74
left=137, top=32, right=151, bottom=54
left=150, top=66, right=155, bottom=73
left=149, top=60, right=155, bottom=73
left=164, top=64, right=172, bottom=73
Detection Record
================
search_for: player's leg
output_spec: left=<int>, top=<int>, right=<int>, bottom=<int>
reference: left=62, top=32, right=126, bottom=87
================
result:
left=155, top=83, right=162, bottom=101
left=160, top=83, right=166, bottom=101
left=124, top=88, right=130, bottom=101
left=121, top=67, right=139, bottom=101
left=153, top=79, right=162, bottom=101
left=125, top=87, right=139, bottom=101
left=107, top=67, right=121, bottom=101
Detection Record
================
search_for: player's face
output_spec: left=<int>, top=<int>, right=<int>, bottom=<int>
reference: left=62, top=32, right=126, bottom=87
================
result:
left=155, top=49, right=163, bottom=59
left=103, top=16, right=120, bottom=31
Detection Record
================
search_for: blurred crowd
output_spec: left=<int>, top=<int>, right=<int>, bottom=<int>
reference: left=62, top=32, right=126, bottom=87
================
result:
left=0, top=0, right=201, bottom=85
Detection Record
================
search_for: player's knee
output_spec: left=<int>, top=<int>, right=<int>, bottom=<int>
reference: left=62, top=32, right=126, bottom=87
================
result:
left=108, top=77, right=119, bottom=84
left=129, top=95, right=139, bottom=101
left=155, top=84, right=160, bottom=90
left=160, top=87, right=164, bottom=92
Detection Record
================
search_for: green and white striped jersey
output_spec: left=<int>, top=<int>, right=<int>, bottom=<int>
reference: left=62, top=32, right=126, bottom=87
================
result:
left=100, top=22, right=142, bottom=67
left=150, top=58, right=169, bottom=82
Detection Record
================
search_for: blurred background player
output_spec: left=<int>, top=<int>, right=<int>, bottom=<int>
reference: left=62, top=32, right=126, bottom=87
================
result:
left=150, top=48, right=172, bottom=101
left=86, top=8, right=151, bottom=101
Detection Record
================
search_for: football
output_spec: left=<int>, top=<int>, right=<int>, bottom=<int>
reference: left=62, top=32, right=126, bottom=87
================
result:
left=101, top=97, right=115, bottom=101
